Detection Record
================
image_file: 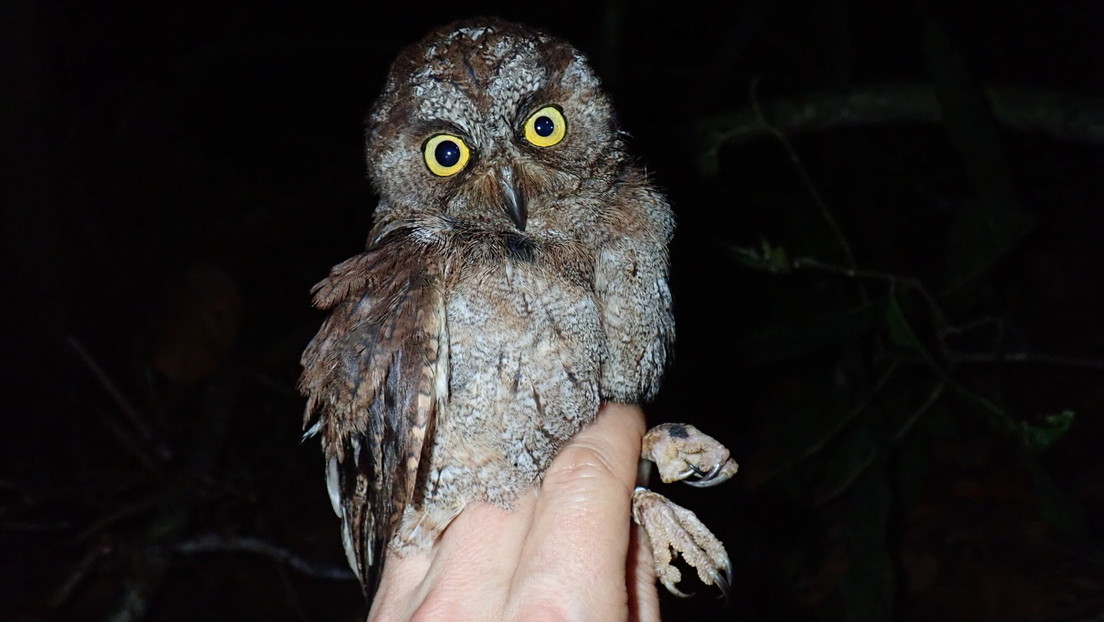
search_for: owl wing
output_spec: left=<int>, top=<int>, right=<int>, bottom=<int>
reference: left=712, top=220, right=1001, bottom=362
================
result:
left=596, top=177, right=676, bottom=402
left=299, top=228, right=446, bottom=592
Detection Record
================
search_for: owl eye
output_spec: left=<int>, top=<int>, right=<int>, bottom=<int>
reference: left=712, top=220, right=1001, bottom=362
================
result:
left=523, top=106, right=566, bottom=147
left=423, top=134, right=471, bottom=177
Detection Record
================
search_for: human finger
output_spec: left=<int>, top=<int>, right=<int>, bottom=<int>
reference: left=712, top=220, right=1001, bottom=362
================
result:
left=505, top=403, right=646, bottom=621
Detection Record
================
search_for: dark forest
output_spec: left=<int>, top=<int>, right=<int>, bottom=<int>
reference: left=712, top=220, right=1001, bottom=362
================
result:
left=4, top=0, right=1104, bottom=620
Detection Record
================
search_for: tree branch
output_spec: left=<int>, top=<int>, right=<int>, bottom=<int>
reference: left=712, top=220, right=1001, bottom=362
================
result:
left=699, top=83, right=1104, bottom=175
left=172, top=534, right=356, bottom=581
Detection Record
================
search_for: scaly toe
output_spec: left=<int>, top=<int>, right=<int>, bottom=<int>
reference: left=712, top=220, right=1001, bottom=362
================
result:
left=632, top=488, right=732, bottom=597
left=642, top=423, right=739, bottom=487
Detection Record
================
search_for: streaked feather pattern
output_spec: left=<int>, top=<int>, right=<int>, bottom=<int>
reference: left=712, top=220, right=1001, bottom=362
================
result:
left=299, top=227, right=446, bottom=590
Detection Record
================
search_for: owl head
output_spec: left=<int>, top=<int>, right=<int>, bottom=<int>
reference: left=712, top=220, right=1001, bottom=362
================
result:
left=364, top=18, right=625, bottom=237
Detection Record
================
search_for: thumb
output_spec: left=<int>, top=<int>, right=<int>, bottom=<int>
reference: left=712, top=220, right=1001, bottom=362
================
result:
left=505, top=403, right=646, bottom=620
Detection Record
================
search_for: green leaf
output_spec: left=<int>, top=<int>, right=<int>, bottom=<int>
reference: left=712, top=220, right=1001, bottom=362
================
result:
left=922, top=18, right=1032, bottom=295
left=812, top=425, right=879, bottom=504
left=843, top=465, right=896, bottom=622
left=893, top=425, right=930, bottom=507
left=737, top=304, right=877, bottom=366
left=1021, top=410, right=1075, bottom=453
left=884, top=294, right=920, bottom=351
left=1029, top=461, right=1088, bottom=537
left=727, top=239, right=791, bottom=273
left=752, top=368, right=869, bottom=484
left=887, top=292, right=1015, bottom=433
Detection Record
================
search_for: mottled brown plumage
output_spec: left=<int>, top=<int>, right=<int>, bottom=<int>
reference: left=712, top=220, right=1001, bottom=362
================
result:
left=300, top=17, right=735, bottom=599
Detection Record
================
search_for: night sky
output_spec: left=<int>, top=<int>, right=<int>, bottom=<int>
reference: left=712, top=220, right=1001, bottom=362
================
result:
left=4, top=1, right=1104, bottom=620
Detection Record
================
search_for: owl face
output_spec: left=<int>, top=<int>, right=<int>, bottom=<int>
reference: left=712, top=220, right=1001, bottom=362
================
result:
left=365, top=19, right=622, bottom=236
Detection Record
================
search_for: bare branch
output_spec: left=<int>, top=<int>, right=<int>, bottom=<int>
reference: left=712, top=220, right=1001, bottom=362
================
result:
left=67, top=336, right=147, bottom=437
left=49, top=546, right=106, bottom=609
left=172, top=534, right=356, bottom=581
left=67, top=336, right=166, bottom=468
left=951, top=351, right=1104, bottom=372
left=700, top=83, right=1104, bottom=174
left=748, top=79, right=863, bottom=290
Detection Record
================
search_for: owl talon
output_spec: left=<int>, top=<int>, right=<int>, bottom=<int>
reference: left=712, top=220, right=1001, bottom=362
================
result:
left=642, top=423, right=739, bottom=487
left=633, top=488, right=732, bottom=597
left=686, top=461, right=737, bottom=488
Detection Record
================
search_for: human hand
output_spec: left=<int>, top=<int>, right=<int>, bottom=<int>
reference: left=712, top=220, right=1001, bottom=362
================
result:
left=367, top=403, right=660, bottom=622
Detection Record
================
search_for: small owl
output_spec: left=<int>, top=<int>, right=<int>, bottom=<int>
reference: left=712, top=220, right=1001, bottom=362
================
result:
left=300, top=17, right=736, bottom=599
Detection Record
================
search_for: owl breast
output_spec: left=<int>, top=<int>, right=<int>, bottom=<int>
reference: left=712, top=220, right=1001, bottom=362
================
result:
left=392, top=231, right=603, bottom=548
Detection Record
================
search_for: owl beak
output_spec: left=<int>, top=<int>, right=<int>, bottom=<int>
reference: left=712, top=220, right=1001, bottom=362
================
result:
left=499, top=167, right=527, bottom=231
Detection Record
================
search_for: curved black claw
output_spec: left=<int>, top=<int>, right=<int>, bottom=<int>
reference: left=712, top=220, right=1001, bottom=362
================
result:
left=685, top=459, right=738, bottom=488
left=717, top=556, right=734, bottom=601
left=642, top=423, right=739, bottom=487
left=632, top=488, right=732, bottom=598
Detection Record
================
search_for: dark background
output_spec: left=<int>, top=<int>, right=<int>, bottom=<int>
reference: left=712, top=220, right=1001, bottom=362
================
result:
left=4, top=0, right=1104, bottom=620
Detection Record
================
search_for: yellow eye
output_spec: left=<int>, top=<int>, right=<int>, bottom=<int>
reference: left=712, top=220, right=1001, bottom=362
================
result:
left=423, top=134, right=471, bottom=177
left=523, top=106, right=566, bottom=147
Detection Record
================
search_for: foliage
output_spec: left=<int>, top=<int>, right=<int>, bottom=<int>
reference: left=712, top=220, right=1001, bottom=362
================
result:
left=685, top=13, right=1103, bottom=622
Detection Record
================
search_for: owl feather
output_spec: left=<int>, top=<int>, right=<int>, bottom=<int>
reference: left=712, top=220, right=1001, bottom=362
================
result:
left=300, top=227, right=448, bottom=589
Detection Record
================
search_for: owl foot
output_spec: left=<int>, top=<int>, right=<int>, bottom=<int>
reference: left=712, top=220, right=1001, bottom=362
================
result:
left=632, top=488, right=732, bottom=597
left=642, top=423, right=739, bottom=488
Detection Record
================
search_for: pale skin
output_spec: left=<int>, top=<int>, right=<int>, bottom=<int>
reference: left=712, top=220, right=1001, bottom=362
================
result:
left=367, top=403, right=661, bottom=622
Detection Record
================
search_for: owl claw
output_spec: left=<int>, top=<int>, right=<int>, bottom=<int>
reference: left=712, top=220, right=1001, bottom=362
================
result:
left=636, top=423, right=737, bottom=596
left=685, top=460, right=739, bottom=487
left=632, top=488, right=732, bottom=597
left=642, top=423, right=739, bottom=487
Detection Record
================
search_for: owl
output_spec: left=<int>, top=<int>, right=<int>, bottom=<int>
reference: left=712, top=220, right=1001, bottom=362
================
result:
left=300, top=17, right=737, bottom=600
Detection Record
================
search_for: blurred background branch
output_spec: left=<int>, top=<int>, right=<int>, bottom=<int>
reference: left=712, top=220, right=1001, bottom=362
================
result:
left=699, top=83, right=1104, bottom=175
